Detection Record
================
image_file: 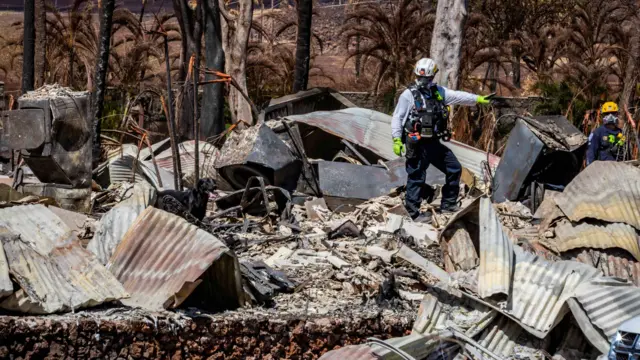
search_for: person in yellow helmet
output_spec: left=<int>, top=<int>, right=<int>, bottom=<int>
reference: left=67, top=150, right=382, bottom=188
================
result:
left=586, top=102, right=625, bottom=165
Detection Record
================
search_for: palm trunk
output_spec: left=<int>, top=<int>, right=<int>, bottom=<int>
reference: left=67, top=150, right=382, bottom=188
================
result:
left=35, top=0, right=46, bottom=88
left=429, top=0, right=467, bottom=89
left=292, top=0, right=312, bottom=92
left=91, top=0, right=116, bottom=168
left=512, top=52, right=521, bottom=89
left=620, top=30, right=640, bottom=113
left=22, top=0, right=36, bottom=93
left=202, top=0, right=226, bottom=137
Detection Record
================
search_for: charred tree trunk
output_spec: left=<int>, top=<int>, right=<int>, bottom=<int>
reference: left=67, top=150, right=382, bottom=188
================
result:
left=221, top=0, right=253, bottom=125
left=91, top=0, right=116, bottom=168
left=22, top=0, right=36, bottom=93
left=173, top=0, right=204, bottom=139
left=35, top=0, right=46, bottom=88
left=429, top=0, right=467, bottom=89
left=202, top=0, right=226, bottom=137
left=292, top=0, right=312, bottom=92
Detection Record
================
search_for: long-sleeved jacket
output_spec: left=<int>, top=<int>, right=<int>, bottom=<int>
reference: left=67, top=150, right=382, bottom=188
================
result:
left=391, top=85, right=479, bottom=139
left=586, top=125, right=624, bottom=165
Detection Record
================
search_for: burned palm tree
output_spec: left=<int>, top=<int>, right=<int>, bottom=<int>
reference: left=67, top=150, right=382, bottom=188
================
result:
left=342, top=0, right=436, bottom=94
left=22, top=0, right=35, bottom=93
left=292, top=0, right=313, bottom=92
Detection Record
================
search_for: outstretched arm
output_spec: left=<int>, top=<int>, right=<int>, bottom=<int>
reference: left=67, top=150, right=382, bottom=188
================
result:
left=440, top=86, right=480, bottom=107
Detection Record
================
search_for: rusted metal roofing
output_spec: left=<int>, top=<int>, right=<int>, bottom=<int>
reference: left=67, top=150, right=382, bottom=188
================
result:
left=0, top=204, right=75, bottom=253
left=107, top=207, right=245, bottom=311
left=285, top=108, right=500, bottom=178
left=547, top=221, right=640, bottom=261
left=413, top=293, right=496, bottom=337
left=87, top=183, right=156, bottom=265
left=108, top=154, right=175, bottom=190
left=555, top=161, right=640, bottom=230
left=0, top=224, right=128, bottom=314
left=570, top=249, right=640, bottom=286
left=441, top=222, right=478, bottom=272
left=573, top=277, right=640, bottom=339
left=478, top=197, right=513, bottom=298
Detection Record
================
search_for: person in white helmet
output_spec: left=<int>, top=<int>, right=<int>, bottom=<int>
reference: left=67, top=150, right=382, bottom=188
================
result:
left=391, top=58, right=491, bottom=222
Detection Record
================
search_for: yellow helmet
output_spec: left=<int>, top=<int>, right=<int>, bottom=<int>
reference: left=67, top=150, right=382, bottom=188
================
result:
left=601, top=101, right=619, bottom=114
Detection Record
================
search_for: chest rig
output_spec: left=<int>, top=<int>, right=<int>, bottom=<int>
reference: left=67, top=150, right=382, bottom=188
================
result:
left=403, top=84, right=451, bottom=141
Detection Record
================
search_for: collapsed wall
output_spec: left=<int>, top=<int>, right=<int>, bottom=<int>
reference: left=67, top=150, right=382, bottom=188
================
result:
left=0, top=310, right=413, bottom=359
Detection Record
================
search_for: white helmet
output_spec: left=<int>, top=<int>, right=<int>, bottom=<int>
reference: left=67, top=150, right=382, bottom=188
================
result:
left=414, top=58, right=438, bottom=77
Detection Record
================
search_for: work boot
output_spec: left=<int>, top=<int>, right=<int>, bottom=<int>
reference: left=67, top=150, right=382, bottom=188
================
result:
left=412, top=212, right=433, bottom=223
left=439, top=203, right=461, bottom=214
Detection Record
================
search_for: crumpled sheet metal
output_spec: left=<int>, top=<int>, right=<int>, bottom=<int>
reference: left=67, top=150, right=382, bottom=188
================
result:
left=318, top=344, right=377, bottom=360
left=154, top=140, right=219, bottom=185
left=570, top=249, right=640, bottom=286
left=413, top=293, right=496, bottom=338
left=548, top=221, right=640, bottom=261
left=108, top=154, right=175, bottom=190
left=504, top=247, right=600, bottom=338
left=0, top=204, right=75, bottom=253
left=107, top=207, right=245, bottom=311
left=477, top=316, right=523, bottom=358
left=478, top=197, right=514, bottom=298
left=87, top=183, right=156, bottom=265
left=573, top=277, right=640, bottom=340
left=440, top=222, right=478, bottom=272
left=555, top=161, right=640, bottom=230
left=0, top=226, right=128, bottom=314
left=285, top=108, right=501, bottom=178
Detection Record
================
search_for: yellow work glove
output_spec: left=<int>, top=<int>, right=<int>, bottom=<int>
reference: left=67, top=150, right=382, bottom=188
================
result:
left=393, top=137, right=404, bottom=156
left=477, top=95, right=491, bottom=105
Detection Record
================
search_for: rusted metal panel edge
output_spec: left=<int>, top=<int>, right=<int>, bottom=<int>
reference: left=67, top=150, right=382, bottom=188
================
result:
left=550, top=221, right=640, bottom=261
left=0, top=230, right=13, bottom=297
left=556, top=162, right=640, bottom=230
left=107, top=207, right=243, bottom=311
left=478, top=197, right=513, bottom=298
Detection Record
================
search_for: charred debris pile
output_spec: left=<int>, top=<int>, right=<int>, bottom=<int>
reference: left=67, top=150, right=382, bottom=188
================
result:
left=0, top=86, right=639, bottom=359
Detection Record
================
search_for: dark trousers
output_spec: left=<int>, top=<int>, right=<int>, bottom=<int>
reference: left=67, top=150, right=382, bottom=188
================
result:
left=404, top=140, right=462, bottom=219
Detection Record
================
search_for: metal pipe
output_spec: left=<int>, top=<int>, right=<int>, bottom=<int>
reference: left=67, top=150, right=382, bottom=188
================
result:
left=163, top=34, right=183, bottom=190
left=341, top=139, right=371, bottom=166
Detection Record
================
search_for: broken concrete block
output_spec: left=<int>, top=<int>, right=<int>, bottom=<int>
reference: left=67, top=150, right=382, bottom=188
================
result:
left=327, top=255, right=350, bottom=269
left=305, top=197, right=329, bottom=221
left=265, top=247, right=294, bottom=267
left=402, top=222, right=438, bottom=247
left=385, top=214, right=404, bottom=233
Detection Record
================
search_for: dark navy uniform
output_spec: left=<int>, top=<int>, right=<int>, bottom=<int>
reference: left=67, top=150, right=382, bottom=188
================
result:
left=586, top=125, right=624, bottom=165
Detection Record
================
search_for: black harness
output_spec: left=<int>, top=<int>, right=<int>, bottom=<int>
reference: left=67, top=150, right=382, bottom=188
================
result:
left=403, top=84, right=450, bottom=142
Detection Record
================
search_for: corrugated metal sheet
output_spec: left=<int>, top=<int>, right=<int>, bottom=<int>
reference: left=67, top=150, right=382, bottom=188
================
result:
left=106, top=207, right=245, bottom=311
left=567, top=249, right=640, bottom=287
left=413, top=293, right=496, bottom=337
left=556, top=162, right=640, bottom=230
left=477, top=316, right=523, bottom=357
left=549, top=221, right=640, bottom=261
left=573, top=277, right=640, bottom=339
left=441, top=222, right=478, bottom=272
left=318, top=344, right=377, bottom=360
left=155, top=140, right=219, bottom=181
left=0, top=235, right=11, bottom=297
left=108, top=155, right=175, bottom=190
left=0, top=204, right=75, bottom=253
left=285, top=108, right=501, bottom=178
left=505, top=247, right=600, bottom=337
left=87, top=183, right=156, bottom=265
left=478, top=197, right=513, bottom=298
left=0, top=225, right=128, bottom=314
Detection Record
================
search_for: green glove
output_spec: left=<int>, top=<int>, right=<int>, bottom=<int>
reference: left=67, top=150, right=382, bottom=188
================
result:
left=477, top=95, right=491, bottom=105
left=393, top=137, right=404, bottom=156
